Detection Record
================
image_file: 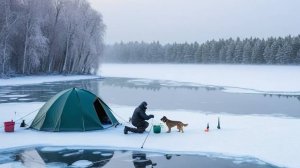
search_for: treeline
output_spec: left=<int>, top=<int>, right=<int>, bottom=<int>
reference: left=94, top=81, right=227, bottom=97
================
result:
left=0, top=0, right=105, bottom=76
left=104, top=35, right=300, bottom=64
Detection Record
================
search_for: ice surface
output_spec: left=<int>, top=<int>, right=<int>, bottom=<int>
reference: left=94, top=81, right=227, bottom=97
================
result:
left=100, top=64, right=300, bottom=94
left=0, top=102, right=300, bottom=168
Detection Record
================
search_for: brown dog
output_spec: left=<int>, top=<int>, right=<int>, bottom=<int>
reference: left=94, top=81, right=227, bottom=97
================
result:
left=161, top=116, right=188, bottom=133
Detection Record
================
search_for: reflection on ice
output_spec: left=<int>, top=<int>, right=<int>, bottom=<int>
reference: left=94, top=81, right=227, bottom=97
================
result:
left=0, top=146, right=280, bottom=168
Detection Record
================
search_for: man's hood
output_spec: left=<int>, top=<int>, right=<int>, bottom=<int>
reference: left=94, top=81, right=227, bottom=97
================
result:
left=139, top=101, right=147, bottom=110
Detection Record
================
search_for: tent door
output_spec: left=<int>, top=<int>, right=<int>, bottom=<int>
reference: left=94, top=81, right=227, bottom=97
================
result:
left=93, top=99, right=112, bottom=126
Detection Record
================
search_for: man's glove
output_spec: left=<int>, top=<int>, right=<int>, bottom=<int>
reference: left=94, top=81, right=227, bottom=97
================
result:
left=149, top=114, right=154, bottom=118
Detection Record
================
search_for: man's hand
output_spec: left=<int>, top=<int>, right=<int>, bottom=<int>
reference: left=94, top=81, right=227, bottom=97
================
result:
left=149, top=114, right=154, bottom=118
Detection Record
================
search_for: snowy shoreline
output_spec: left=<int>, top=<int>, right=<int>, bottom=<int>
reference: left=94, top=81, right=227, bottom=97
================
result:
left=0, top=75, right=100, bottom=86
left=100, top=64, right=300, bottom=95
left=1, top=102, right=300, bottom=168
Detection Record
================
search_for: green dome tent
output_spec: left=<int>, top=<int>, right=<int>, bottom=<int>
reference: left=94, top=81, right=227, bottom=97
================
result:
left=30, top=88, right=119, bottom=132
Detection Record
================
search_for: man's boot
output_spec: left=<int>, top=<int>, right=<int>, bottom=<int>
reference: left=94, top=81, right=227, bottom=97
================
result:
left=124, top=126, right=144, bottom=134
left=124, top=126, right=129, bottom=134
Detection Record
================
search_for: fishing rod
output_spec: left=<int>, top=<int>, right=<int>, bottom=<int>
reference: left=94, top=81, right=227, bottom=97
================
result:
left=141, top=118, right=154, bottom=149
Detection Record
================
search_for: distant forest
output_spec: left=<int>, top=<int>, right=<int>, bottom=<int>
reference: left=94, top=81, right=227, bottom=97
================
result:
left=104, top=35, right=300, bottom=64
left=0, top=0, right=105, bottom=76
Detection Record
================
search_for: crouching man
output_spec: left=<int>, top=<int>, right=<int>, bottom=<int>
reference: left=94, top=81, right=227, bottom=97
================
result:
left=124, top=101, right=154, bottom=134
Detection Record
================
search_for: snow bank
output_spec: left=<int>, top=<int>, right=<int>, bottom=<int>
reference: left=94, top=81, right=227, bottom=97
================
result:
left=0, top=75, right=100, bottom=86
left=1, top=102, right=300, bottom=168
left=99, top=64, right=300, bottom=94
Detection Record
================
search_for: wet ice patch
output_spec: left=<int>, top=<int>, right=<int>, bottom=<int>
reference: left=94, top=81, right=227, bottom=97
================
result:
left=232, top=158, right=266, bottom=166
left=0, top=154, right=13, bottom=164
left=46, top=162, right=68, bottom=168
left=101, top=153, right=113, bottom=157
left=208, top=153, right=267, bottom=166
left=1, top=95, right=29, bottom=98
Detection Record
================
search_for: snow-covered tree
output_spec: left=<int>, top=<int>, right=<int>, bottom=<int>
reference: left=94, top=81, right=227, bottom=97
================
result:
left=225, top=40, right=235, bottom=63
left=251, top=39, right=265, bottom=64
left=295, top=49, right=300, bottom=64
left=0, top=0, right=105, bottom=76
left=233, top=39, right=243, bottom=64
left=276, top=42, right=292, bottom=64
left=242, top=41, right=252, bottom=63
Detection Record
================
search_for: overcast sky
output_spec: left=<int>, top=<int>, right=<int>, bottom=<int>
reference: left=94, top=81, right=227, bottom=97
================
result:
left=88, top=0, right=300, bottom=44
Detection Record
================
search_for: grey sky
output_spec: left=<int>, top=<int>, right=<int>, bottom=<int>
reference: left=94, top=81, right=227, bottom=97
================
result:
left=88, top=0, right=300, bottom=44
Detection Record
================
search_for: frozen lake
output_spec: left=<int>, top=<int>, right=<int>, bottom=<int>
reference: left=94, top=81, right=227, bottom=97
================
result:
left=0, top=77, right=299, bottom=118
left=1, top=77, right=299, bottom=167
left=0, top=146, right=280, bottom=168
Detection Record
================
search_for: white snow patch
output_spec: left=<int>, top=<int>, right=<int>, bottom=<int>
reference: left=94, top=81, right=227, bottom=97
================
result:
left=71, top=160, right=93, bottom=168
left=40, top=147, right=65, bottom=152
left=92, top=151, right=102, bottom=155
left=0, top=102, right=300, bottom=168
left=100, top=64, right=300, bottom=94
left=18, top=99, right=31, bottom=101
left=63, top=150, right=84, bottom=157
left=101, top=153, right=113, bottom=157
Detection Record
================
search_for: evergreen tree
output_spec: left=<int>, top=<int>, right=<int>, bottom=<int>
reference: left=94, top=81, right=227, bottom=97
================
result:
left=183, top=43, right=193, bottom=63
left=295, top=49, right=300, bottom=64
left=202, top=43, right=210, bottom=63
left=277, top=42, right=292, bottom=64
left=242, top=41, right=252, bottom=63
left=219, top=46, right=227, bottom=63
left=194, top=45, right=202, bottom=63
left=233, top=39, right=243, bottom=64
left=209, top=41, right=219, bottom=63
left=291, top=36, right=300, bottom=62
left=270, top=39, right=281, bottom=64
left=102, top=35, right=300, bottom=65
left=225, top=40, right=235, bottom=63
left=252, top=39, right=265, bottom=64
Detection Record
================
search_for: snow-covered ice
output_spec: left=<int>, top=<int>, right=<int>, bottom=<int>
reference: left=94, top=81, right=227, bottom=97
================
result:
left=100, top=64, right=300, bottom=94
left=1, top=65, right=300, bottom=167
left=0, top=102, right=300, bottom=168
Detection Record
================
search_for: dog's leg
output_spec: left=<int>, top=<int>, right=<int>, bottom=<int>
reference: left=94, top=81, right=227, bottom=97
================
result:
left=167, top=126, right=171, bottom=133
left=177, top=125, right=181, bottom=132
left=178, top=125, right=184, bottom=133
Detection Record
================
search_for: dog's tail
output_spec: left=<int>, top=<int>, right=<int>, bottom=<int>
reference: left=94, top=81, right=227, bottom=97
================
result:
left=183, top=123, right=188, bottom=127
